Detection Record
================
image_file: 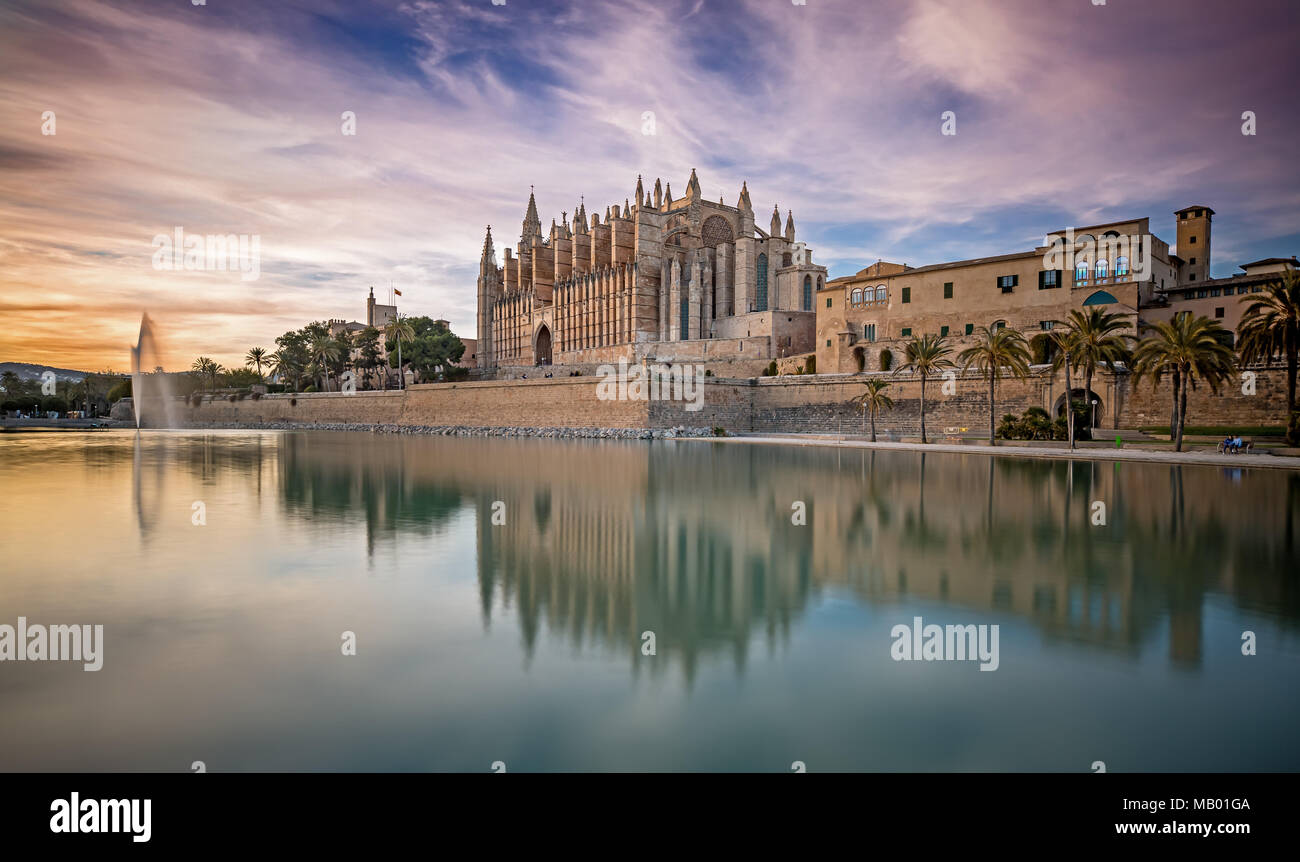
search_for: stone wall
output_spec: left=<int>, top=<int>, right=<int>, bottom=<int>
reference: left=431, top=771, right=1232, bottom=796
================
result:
left=180, top=365, right=1292, bottom=435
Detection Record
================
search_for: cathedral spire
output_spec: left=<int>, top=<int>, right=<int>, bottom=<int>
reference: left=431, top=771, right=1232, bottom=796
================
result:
left=635, top=174, right=645, bottom=208
left=604, top=205, right=612, bottom=223
left=770, top=204, right=781, bottom=237
left=663, top=182, right=673, bottom=209
left=623, top=199, right=630, bottom=219
left=686, top=168, right=701, bottom=200
left=784, top=210, right=795, bottom=241
left=521, top=187, right=542, bottom=245
left=653, top=177, right=662, bottom=209
left=480, top=225, right=495, bottom=265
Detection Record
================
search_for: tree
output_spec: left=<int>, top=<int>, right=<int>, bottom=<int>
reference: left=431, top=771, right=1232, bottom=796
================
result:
left=852, top=378, right=894, bottom=442
left=1048, top=325, right=1079, bottom=449
left=245, top=347, right=268, bottom=382
left=399, top=317, right=466, bottom=382
left=383, top=316, right=416, bottom=389
left=354, top=327, right=382, bottom=390
left=308, top=335, right=342, bottom=392
left=1237, top=269, right=1300, bottom=445
left=1058, top=308, right=1131, bottom=432
left=958, top=325, right=1032, bottom=444
left=0, top=370, right=20, bottom=395
left=191, top=357, right=223, bottom=392
left=1132, top=314, right=1237, bottom=452
left=895, top=333, right=954, bottom=444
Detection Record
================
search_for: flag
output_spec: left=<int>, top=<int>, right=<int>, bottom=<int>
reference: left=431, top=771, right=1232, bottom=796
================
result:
left=393, top=289, right=402, bottom=296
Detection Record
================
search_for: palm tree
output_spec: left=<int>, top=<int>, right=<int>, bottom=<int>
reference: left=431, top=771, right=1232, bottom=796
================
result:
left=308, top=335, right=341, bottom=392
left=1048, top=325, right=1080, bottom=449
left=895, top=333, right=954, bottom=444
left=1237, top=269, right=1300, bottom=445
left=1059, top=308, right=1131, bottom=433
left=383, top=316, right=415, bottom=390
left=268, top=349, right=299, bottom=392
left=245, top=347, right=268, bottom=383
left=191, top=357, right=223, bottom=392
left=1132, top=314, right=1237, bottom=452
left=852, top=378, right=895, bottom=442
left=958, top=325, right=1032, bottom=444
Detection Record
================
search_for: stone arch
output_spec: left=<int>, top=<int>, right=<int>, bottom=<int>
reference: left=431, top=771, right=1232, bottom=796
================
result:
left=1054, top=387, right=1103, bottom=424
left=852, top=346, right=866, bottom=372
left=1083, top=290, right=1118, bottom=306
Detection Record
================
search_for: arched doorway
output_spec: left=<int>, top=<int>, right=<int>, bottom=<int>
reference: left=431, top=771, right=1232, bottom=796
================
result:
left=852, top=346, right=866, bottom=372
left=1054, top=388, right=1103, bottom=426
left=535, top=325, right=552, bottom=366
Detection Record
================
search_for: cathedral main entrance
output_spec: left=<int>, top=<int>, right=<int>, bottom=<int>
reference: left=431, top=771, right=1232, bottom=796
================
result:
left=534, top=325, right=552, bottom=366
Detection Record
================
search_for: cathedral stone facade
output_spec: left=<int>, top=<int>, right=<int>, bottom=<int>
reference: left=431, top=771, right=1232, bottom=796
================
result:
left=476, top=170, right=825, bottom=371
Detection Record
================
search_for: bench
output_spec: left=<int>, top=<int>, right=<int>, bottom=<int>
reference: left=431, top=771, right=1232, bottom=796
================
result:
left=1217, top=439, right=1254, bottom=454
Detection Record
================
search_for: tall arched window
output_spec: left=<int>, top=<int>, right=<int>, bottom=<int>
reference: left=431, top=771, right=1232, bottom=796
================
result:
left=680, top=261, right=691, bottom=339
left=1115, top=256, right=1129, bottom=278
left=1096, top=259, right=1109, bottom=281
left=851, top=287, right=864, bottom=306
left=875, top=286, right=887, bottom=303
left=1075, top=259, right=1090, bottom=284
left=802, top=275, right=813, bottom=310
left=756, top=253, right=768, bottom=311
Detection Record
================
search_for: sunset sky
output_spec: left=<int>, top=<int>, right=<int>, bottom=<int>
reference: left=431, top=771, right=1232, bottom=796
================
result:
left=2, top=0, right=1298, bottom=372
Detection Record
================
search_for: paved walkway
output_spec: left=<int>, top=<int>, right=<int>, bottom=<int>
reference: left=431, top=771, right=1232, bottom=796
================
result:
left=686, top=433, right=1300, bottom=470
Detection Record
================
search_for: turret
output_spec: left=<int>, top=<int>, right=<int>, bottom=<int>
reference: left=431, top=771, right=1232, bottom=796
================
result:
left=770, top=205, right=781, bottom=237
left=784, top=210, right=795, bottom=242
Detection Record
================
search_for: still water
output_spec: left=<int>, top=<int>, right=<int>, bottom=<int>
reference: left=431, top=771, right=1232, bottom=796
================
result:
left=1, top=430, right=1297, bottom=772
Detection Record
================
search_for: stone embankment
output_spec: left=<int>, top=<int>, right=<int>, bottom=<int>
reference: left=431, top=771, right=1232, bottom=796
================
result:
left=186, top=420, right=718, bottom=439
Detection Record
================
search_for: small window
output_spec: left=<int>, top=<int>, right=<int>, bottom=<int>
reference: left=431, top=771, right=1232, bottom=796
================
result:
left=943, top=282, right=953, bottom=298
left=1197, top=289, right=1208, bottom=298
left=1209, top=288, right=1221, bottom=297
left=1189, top=235, right=1197, bottom=244
left=1189, top=257, right=1197, bottom=265
left=826, top=339, right=831, bottom=347
left=1040, top=320, right=1054, bottom=330
left=997, top=274, right=1017, bottom=292
left=940, top=325, right=949, bottom=336
left=1039, top=270, right=1060, bottom=289
left=901, top=327, right=912, bottom=337
left=826, top=297, right=832, bottom=308
left=1190, top=273, right=1197, bottom=281
left=1180, top=212, right=1188, bottom=220
left=993, top=320, right=1006, bottom=331
left=1215, top=307, right=1225, bottom=319
left=965, top=323, right=974, bottom=335
left=902, top=287, right=911, bottom=303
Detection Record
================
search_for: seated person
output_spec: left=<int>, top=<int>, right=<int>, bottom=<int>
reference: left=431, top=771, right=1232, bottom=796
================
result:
left=1234, top=436, right=1245, bottom=452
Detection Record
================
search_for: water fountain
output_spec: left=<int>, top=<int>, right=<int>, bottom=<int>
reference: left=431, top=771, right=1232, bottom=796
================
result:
left=128, top=312, right=182, bottom=428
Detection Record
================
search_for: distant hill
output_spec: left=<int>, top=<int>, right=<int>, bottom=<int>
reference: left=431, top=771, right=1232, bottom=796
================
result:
left=0, top=362, right=96, bottom=383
